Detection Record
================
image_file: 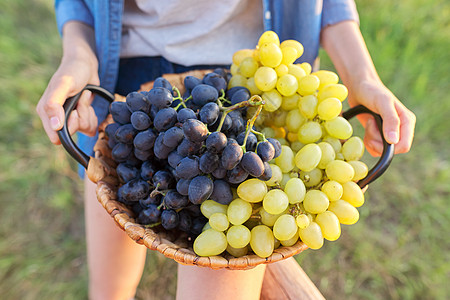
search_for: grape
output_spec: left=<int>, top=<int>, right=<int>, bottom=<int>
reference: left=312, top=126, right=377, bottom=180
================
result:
left=227, top=74, right=247, bottom=89
left=246, top=77, right=262, bottom=95
left=154, top=133, right=173, bottom=159
left=315, top=211, right=341, bottom=241
left=237, top=178, right=268, bottom=203
left=112, top=143, right=133, bottom=162
left=303, top=190, right=329, bottom=214
left=290, top=141, right=304, bottom=152
left=336, top=153, right=345, bottom=160
left=326, top=160, right=355, bottom=183
left=280, top=39, right=304, bottom=58
left=272, top=109, right=288, bottom=127
left=321, top=180, right=343, bottom=202
left=226, top=245, right=249, bottom=257
left=259, top=207, right=284, bottom=227
left=298, top=95, right=318, bottom=119
left=199, top=102, right=220, bottom=125
left=118, top=179, right=150, bottom=203
left=263, top=189, right=289, bottom=215
left=250, top=225, right=274, bottom=258
left=230, top=88, right=250, bottom=106
left=130, top=111, right=151, bottom=131
left=147, top=87, right=173, bottom=108
left=261, top=89, right=282, bottom=112
left=228, top=110, right=245, bottom=135
left=284, top=178, right=306, bottom=204
left=268, top=138, right=282, bottom=158
left=191, top=84, right=219, bottom=106
left=281, top=94, right=300, bottom=111
left=202, top=72, right=227, bottom=93
left=341, top=181, right=364, bottom=207
left=198, top=151, right=219, bottom=174
left=227, top=225, right=251, bottom=248
left=226, top=86, right=248, bottom=100
left=177, top=139, right=202, bottom=156
left=221, top=142, right=243, bottom=170
left=200, top=200, right=228, bottom=219
left=230, top=63, right=239, bottom=76
left=297, top=75, right=320, bottom=96
left=154, top=107, right=177, bottom=132
left=298, top=222, right=324, bottom=250
left=140, top=161, right=156, bottom=181
left=182, top=119, right=208, bottom=142
left=256, top=141, right=275, bottom=162
left=116, top=163, right=140, bottom=183
left=341, top=136, right=365, bottom=161
left=287, top=64, right=306, bottom=82
left=254, top=67, right=277, bottom=92
left=300, top=168, right=323, bottom=187
left=137, top=204, right=161, bottom=225
left=258, top=30, right=280, bottom=46
left=280, top=231, right=299, bottom=247
left=152, top=170, right=175, bottom=190
left=240, top=152, right=265, bottom=177
left=275, top=145, right=295, bottom=173
left=273, top=214, right=297, bottom=241
left=134, top=129, right=156, bottom=151
left=237, top=132, right=257, bottom=152
left=227, top=198, right=253, bottom=225
left=188, top=176, right=214, bottom=205
left=312, top=70, right=339, bottom=90
left=178, top=210, right=192, bottom=232
left=126, top=91, right=151, bottom=113
left=209, top=180, right=233, bottom=205
left=211, top=166, right=227, bottom=179
left=194, top=229, right=227, bottom=257
left=318, top=84, right=348, bottom=102
left=265, top=164, right=283, bottom=187
left=298, top=62, right=312, bottom=75
left=209, top=213, right=229, bottom=232
left=294, top=143, right=321, bottom=172
left=115, top=124, right=138, bottom=144
left=149, top=105, right=159, bottom=120
left=348, top=160, right=369, bottom=181
left=328, top=200, right=360, bottom=225
left=175, top=157, right=199, bottom=180
left=191, top=216, right=208, bottom=235
left=176, top=179, right=191, bottom=196
left=105, top=123, right=120, bottom=139
left=276, top=74, right=298, bottom=96
left=177, top=108, right=197, bottom=123
left=296, top=214, right=310, bottom=229
left=183, top=76, right=202, bottom=92
left=297, top=121, right=322, bottom=144
left=226, top=164, right=249, bottom=184
left=322, top=136, right=342, bottom=153
left=275, top=64, right=289, bottom=77
left=232, top=48, right=254, bottom=65
left=317, top=97, right=342, bottom=121
left=110, top=101, right=132, bottom=124
left=280, top=46, right=298, bottom=65
left=152, top=77, right=172, bottom=91
left=161, top=128, right=183, bottom=149
left=239, top=57, right=259, bottom=77
left=286, top=109, right=306, bottom=132
left=164, top=190, right=189, bottom=210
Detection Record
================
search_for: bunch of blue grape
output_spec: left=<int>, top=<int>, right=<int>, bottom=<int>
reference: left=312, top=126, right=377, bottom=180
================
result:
left=104, top=69, right=281, bottom=239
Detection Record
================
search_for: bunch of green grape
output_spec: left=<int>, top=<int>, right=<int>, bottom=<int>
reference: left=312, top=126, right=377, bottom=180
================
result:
left=193, top=31, right=369, bottom=258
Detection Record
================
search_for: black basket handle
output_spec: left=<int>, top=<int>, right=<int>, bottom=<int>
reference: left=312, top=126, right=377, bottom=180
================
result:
left=342, top=105, right=395, bottom=188
left=57, top=85, right=115, bottom=169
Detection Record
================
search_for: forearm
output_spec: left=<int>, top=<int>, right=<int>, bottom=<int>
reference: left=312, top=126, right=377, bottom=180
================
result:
left=320, top=20, right=381, bottom=89
left=61, top=21, right=97, bottom=68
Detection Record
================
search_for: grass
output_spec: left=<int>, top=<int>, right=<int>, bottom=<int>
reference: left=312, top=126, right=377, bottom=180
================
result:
left=0, top=0, right=448, bottom=299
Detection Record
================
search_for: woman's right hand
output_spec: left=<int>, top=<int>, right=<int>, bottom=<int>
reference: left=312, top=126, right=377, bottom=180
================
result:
left=36, top=21, right=99, bottom=145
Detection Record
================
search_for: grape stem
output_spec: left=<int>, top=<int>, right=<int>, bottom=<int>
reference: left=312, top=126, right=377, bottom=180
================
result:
left=172, top=86, right=190, bottom=110
left=251, top=129, right=267, bottom=142
left=218, top=89, right=231, bottom=105
left=241, top=97, right=264, bottom=152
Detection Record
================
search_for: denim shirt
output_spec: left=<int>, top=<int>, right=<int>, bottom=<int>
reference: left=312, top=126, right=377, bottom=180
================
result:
left=54, top=0, right=358, bottom=158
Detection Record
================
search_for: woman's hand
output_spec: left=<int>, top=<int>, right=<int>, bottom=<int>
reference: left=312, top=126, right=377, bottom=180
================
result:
left=321, top=21, right=416, bottom=157
left=36, top=21, right=99, bottom=145
left=347, top=78, right=416, bottom=156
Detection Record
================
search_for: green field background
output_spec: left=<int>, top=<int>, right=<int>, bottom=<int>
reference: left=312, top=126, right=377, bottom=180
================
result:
left=0, top=0, right=449, bottom=299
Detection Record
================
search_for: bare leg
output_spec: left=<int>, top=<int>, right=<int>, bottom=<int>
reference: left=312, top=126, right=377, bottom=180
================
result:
left=176, top=264, right=266, bottom=300
left=84, top=177, right=147, bottom=300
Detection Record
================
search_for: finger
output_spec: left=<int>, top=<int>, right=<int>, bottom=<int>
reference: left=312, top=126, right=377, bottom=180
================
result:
left=67, top=109, right=80, bottom=137
left=363, top=117, right=383, bottom=157
left=374, top=95, right=400, bottom=145
left=76, top=91, right=93, bottom=133
left=393, top=104, right=416, bottom=153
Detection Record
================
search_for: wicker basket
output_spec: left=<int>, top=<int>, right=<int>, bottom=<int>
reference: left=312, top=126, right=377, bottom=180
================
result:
left=58, top=70, right=394, bottom=270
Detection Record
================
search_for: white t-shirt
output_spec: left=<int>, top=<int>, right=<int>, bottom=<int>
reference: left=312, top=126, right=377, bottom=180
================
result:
left=120, top=0, right=264, bottom=66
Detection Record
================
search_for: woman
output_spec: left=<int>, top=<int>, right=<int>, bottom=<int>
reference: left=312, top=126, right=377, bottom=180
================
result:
left=36, top=1, right=416, bottom=299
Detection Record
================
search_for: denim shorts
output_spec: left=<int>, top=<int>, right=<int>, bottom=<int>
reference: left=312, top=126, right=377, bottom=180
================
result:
left=78, top=56, right=229, bottom=178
